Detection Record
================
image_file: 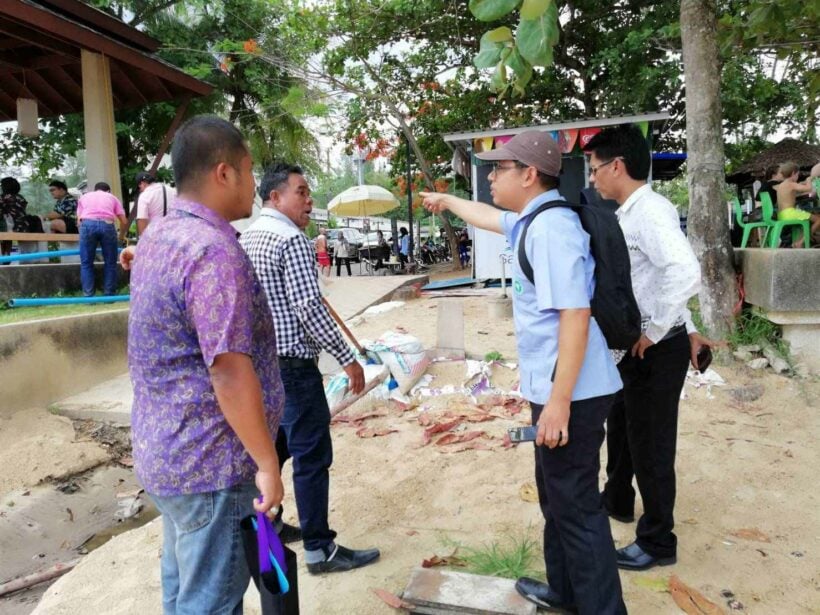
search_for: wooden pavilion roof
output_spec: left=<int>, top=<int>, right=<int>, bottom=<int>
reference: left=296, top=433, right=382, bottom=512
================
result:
left=0, top=0, right=213, bottom=122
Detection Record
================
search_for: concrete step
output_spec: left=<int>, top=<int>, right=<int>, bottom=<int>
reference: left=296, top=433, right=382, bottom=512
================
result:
left=402, top=567, right=536, bottom=615
left=51, top=373, right=133, bottom=425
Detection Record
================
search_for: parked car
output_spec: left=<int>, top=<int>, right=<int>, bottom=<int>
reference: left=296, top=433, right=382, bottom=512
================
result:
left=359, top=231, right=392, bottom=262
left=327, top=228, right=365, bottom=261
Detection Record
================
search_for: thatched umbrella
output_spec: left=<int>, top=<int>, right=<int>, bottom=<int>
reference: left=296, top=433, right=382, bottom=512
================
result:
left=727, top=138, right=820, bottom=187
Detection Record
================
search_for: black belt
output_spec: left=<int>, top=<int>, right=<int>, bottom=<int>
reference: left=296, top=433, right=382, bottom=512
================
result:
left=278, top=356, right=318, bottom=369
left=659, top=324, right=687, bottom=342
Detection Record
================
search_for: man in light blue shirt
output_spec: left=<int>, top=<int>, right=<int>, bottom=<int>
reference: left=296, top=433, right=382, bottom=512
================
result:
left=422, top=131, right=626, bottom=615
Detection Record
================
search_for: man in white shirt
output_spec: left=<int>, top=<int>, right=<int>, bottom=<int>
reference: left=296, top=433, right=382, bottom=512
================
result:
left=583, top=125, right=718, bottom=571
left=135, top=171, right=177, bottom=235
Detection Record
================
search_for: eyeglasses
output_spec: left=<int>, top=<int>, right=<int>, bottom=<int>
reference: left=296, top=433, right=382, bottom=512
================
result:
left=589, top=157, right=621, bottom=176
left=490, top=161, right=526, bottom=175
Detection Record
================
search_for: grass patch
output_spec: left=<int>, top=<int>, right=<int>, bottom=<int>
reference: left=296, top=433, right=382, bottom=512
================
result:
left=443, top=532, right=542, bottom=580
left=0, top=303, right=127, bottom=325
left=484, top=351, right=504, bottom=362
left=728, top=308, right=790, bottom=359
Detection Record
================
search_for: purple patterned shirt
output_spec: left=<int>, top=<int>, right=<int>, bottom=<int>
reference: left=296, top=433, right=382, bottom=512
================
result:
left=128, top=198, right=283, bottom=496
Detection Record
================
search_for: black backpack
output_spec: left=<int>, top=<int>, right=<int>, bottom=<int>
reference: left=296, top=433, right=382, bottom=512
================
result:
left=517, top=200, right=641, bottom=350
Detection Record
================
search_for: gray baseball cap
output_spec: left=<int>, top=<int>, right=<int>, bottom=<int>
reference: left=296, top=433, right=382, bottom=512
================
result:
left=475, top=131, right=561, bottom=177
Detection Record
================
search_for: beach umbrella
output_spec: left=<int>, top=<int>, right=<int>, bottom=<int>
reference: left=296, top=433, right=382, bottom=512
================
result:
left=327, top=185, right=399, bottom=217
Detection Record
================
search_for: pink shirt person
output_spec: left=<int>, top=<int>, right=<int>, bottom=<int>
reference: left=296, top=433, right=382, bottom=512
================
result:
left=78, top=188, right=126, bottom=222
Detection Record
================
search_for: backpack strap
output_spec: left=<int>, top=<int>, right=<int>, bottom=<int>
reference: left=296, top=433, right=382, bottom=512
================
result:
left=517, top=200, right=576, bottom=284
left=162, top=185, right=167, bottom=217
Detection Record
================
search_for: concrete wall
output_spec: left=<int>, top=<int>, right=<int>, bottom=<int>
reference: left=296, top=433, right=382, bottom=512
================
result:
left=0, top=264, right=129, bottom=302
left=735, top=248, right=820, bottom=312
left=0, top=309, right=128, bottom=415
left=735, top=248, right=820, bottom=374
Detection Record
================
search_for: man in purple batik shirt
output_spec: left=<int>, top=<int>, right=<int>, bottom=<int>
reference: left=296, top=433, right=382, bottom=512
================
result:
left=126, top=115, right=284, bottom=614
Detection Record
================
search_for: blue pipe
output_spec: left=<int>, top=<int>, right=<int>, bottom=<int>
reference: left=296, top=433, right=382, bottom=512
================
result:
left=0, top=247, right=123, bottom=264
left=8, top=295, right=130, bottom=308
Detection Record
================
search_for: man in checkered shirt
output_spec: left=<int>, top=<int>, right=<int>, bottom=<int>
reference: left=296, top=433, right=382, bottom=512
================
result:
left=240, top=162, right=380, bottom=574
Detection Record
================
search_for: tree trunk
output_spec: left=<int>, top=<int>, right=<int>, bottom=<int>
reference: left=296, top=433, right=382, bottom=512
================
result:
left=680, top=0, right=736, bottom=339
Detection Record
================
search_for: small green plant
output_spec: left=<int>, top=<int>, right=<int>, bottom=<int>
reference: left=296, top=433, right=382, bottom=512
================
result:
left=443, top=532, right=542, bottom=580
left=484, top=351, right=504, bottom=362
left=728, top=309, right=790, bottom=360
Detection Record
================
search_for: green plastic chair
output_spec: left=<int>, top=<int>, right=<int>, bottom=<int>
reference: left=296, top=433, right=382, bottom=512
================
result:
left=759, top=192, right=810, bottom=248
left=732, top=197, right=772, bottom=248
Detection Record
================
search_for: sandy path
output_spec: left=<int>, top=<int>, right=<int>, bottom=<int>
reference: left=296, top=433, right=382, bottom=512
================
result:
left=31, top=295, right=820, bottom=614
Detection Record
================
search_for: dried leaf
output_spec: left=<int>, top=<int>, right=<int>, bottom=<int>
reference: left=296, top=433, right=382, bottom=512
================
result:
left=632, top=575, right=669, bottom=593
left=464, top=413, right=496, bottom=423
left=422, top=551, right=466, bottom=568
left=435, top=431, right=487, bottom=446
left=669, top=575, right=726, bottom=615
left=406, top=530, right=419, bottom=536
left=118, top=456, right=134, bottom=467
left=423, top=420, right=461, bottom=441
left=729, top=528, right=771, bottom=543
left=355, top=427, right=398, bottom=438
left=435, top=433, right=460, bottom=446
left=418, top=414, right=434, bottom=427
left=371, top=588, right=413, bottom=610
left=519, top=482, right=539, bottom=503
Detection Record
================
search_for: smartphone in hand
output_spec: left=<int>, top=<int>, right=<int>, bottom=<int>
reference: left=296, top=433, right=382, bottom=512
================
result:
left=508, top=425, right=538, bottom=443
left=696, top=346, right=713, bottom=372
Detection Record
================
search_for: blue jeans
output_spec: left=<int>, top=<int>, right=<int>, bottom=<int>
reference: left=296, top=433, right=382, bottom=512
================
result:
left=79, top=219, right=118, bottom=296
left=278, top=364, right=337, bottom=552
left=150, top=482, right=257, bottom=615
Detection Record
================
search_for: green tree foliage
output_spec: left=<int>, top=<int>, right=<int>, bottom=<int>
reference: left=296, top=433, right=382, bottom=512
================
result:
left=0, top=0, right=324, bottom=192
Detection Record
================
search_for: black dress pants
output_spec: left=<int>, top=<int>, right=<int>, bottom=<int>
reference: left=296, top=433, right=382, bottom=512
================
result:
left=602, top=331, right=690, bottom=558
left=335, top=256, right=351, bottom=276
left=532, top=395, right=627, bottom=615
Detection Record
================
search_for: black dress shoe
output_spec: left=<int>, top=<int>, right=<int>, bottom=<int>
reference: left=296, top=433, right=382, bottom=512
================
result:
left=277, top=522, right=302, bottom=545
left=616, top=542, right=676, bottom=570
left=306, top=544, right=380, bottom=574
left=515, top=577, right=578, bottom=613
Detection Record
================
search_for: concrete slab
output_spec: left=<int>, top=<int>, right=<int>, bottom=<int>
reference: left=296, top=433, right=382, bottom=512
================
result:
left=49, top=275, right=430, bottom=421
left=436, top=300, right=465, bottom=359
left=402, top=567, right=536, bottom=615
left=51, top=373, right=133, bottom=425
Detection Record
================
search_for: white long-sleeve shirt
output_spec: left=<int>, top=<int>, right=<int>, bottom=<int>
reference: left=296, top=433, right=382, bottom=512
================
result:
left=616, top=184, right=701, bottom=343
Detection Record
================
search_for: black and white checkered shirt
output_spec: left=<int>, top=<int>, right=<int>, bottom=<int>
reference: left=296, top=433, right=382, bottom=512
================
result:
left=240, top=208, right=354, bottom=365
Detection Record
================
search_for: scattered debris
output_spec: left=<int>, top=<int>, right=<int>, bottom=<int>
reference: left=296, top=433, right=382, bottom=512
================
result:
left=728, top=384, right=765, bottom=403
left=733, top=350, right=753, bottom=362
left=519, top=483, right=539, bottom=503
left=729, top=528, right=771, bottom=543
left=421, top=549, right=465, bottom=569
left=115, top=495, right=143, bottom=521
left=632, top=575, right=669, bottom=593
left=746, top=358, right=769, bottom=370
left=56, top=479, right=83, bottom=494
left=0, top=559, right=82, bottom=597
left=720, top=589, right=745, bottom=611
left=669, top=575, right=726, bottom=614
left=736, top=344, right=761, bottom=353
left=371, top=588, right=413, bottom=610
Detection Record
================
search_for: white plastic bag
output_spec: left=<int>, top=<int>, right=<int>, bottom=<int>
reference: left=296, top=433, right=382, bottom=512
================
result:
left=367, top=331, right=430, bottom=395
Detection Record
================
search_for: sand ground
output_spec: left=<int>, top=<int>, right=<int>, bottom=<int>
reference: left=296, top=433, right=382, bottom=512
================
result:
left=7, top=291, right=820, bottom=614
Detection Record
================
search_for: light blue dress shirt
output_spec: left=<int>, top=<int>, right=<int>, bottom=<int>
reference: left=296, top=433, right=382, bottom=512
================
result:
left=500, top=189, right=622, bottom=404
